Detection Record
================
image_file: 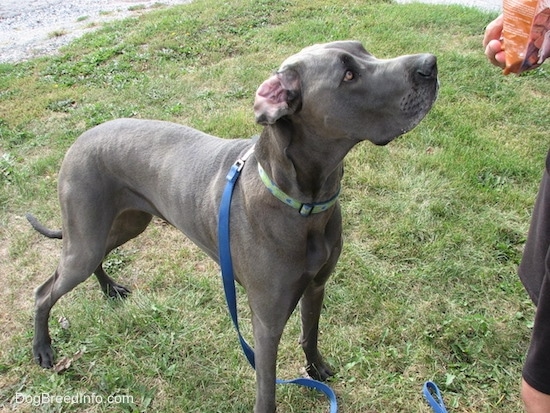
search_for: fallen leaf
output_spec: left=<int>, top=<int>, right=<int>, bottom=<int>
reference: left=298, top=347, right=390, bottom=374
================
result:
left=53, top=349, right=84, bottom=373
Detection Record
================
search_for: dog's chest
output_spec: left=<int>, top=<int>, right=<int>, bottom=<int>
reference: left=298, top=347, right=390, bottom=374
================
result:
left=304, top=228, right=337, bottom=274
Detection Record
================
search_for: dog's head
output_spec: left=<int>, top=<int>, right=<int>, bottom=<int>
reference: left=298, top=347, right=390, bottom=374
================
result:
left=254, top=41, right=438, bottom=146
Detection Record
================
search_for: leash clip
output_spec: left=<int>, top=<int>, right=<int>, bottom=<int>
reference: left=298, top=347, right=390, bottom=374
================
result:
left=234, top=159, right=245, bottom=173
left=226, top=163, right=241, bottom=183
left=226, top=145, right=256, bottom=183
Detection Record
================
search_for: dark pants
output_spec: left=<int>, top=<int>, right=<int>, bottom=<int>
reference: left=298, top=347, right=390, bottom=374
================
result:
left=519, top=150, right=550, bottom=395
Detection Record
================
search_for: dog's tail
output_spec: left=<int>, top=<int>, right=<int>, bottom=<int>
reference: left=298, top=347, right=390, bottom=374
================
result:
left=26, top=213, right=62, bottom=239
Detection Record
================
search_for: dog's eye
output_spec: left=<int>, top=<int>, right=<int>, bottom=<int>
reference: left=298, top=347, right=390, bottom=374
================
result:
left=343, top=70, right=354, bottom=82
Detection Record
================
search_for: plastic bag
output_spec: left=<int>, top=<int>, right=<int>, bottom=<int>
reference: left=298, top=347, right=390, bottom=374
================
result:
left=503, top=0, right=550, bottom=74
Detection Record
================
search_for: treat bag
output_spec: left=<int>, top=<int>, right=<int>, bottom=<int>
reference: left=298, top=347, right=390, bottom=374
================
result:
left=503, top=0, right=550, bottom=74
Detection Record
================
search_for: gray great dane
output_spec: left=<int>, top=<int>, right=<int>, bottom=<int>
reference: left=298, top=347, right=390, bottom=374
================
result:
left=28, top=41, right=438, bottom=412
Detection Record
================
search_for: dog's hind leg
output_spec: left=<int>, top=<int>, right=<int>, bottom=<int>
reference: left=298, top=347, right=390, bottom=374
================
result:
left=33, top=192, right=122, bottom=368
left=94, top=265, right=131, bottom=299
left=33, top=209, right=153, bottom=367
left=94, top=210, right=153, bottom=298
left=34, top=239, right=111, bottom=368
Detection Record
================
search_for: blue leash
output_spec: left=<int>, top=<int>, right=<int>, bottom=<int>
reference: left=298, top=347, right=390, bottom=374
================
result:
left=218, top=147, right=447, bottom=413
left=217, top=147, right=338, bottom=413
left=423, top=381, right=449, bottom=413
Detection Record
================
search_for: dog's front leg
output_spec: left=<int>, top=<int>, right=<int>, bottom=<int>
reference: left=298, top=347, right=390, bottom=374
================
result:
left=299, top=280, right=335, bottom=381
left=249, top=283, right=304, bottom=413
left=252, top=313, right=280, bottom=413
left=299, top=238, right=341, bottom=382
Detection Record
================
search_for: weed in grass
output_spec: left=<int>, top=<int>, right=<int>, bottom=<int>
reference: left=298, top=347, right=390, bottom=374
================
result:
left=128, top=5, right=146, bottom=12
left=46, top=99, right=77, bottom=113
left=103, top=248, right=136, bottom=275
left=48, top=30, right=68, bottom=39
left=0, top=153, right=16, bottom=183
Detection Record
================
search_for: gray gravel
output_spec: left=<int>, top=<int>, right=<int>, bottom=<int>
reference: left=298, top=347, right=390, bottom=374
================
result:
left=0, top=0, right=192, bottom=63
left=395, top=0, right=501, bottom=11
left=0, top=0, right=500, bottom=64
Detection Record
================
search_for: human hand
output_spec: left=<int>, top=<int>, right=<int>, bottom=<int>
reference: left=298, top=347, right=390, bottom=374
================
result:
left=483, top=14, right=506, bottom=68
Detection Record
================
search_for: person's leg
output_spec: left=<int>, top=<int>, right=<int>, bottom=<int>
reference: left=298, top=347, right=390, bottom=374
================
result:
left=519, top=152, right=550, bottom=304
left=520, top=151, right=550, bottom=412
left=522, top=272, right=550, bottom=411
left=522, top=379, right=550, bottom=413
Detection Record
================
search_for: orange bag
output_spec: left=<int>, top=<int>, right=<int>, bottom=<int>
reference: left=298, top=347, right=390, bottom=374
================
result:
left=503, top=0, right=550, bottom=74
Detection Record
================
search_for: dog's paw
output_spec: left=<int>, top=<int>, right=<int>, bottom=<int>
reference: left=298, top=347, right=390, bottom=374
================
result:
left=305, top=361, right=335, bottom=382
left=106, top=283, right=131, bottom=299
left=33, top=345, right=55, bottom=369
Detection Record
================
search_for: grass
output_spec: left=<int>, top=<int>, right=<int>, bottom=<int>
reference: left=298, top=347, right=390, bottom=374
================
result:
left=1, top=0, right=549, bottom=411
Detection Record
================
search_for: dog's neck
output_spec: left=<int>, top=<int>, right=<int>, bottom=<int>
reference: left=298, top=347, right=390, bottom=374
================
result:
left=256, top=120, right=354, bottom=204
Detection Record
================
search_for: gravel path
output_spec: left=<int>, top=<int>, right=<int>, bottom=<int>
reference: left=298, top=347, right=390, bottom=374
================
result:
left=0, top=0, right=192, bottom=63
left=0, top=0, right=500, bottom=64
left=396, top=0, right=501, bottom=11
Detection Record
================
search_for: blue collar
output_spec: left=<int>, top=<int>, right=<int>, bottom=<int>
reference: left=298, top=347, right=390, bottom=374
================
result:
left=257, top=163, right=340, bottom=217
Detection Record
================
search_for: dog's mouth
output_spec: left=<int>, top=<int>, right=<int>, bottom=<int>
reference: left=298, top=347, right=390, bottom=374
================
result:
left=376, top=63, right=439, bottom=145
left=372, top=94, right=438, bottom=146
left=360, top=53, right=438, bottom=146
left=399, top=87, right=438, bottom=134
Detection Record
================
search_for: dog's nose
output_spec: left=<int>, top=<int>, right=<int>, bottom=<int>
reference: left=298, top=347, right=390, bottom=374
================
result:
left=415, top=54, right=437, bottom=79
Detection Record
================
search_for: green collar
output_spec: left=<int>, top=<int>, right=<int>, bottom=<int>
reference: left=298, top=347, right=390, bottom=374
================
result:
left=257, top=163, right=340, bottom=217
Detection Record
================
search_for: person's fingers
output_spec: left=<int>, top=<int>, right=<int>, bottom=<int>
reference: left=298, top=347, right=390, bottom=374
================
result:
left=485, top=39, right=506, bottom=68
left=483, top=14, right=504, bottom=48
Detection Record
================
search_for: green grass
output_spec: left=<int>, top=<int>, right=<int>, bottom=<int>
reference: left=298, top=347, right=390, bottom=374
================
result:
left=1, top=0, right=549, bottom=411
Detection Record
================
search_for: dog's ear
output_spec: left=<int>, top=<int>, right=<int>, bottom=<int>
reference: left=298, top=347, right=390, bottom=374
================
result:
left=254, top=69, right=301, bottom=125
